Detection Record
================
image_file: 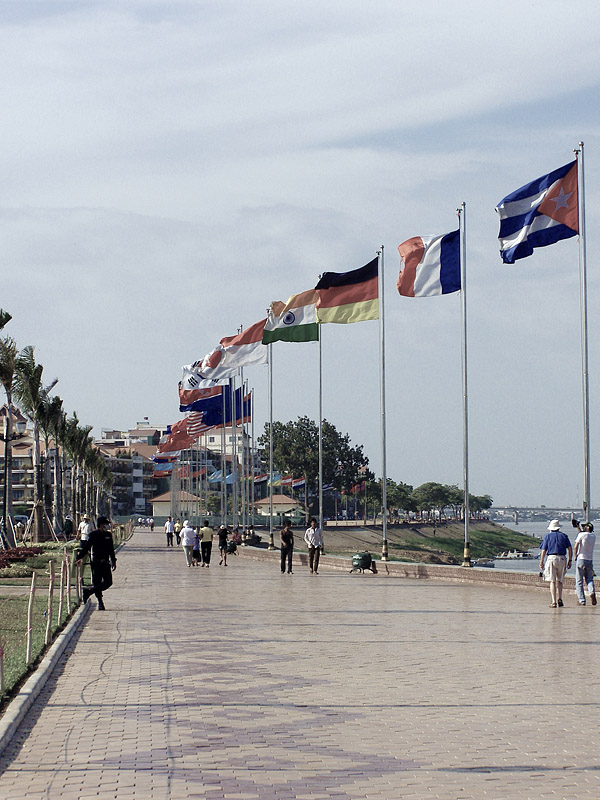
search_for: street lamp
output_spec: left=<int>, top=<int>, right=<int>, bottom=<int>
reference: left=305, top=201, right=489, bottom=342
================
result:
left=1, top=414, right=27, bottom=548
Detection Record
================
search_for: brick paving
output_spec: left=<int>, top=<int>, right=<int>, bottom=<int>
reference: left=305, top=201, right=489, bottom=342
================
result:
left=1, top=529, right=599, bottom=799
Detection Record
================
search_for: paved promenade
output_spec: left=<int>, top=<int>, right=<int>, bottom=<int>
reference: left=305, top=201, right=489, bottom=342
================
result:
left=1, top=529, right=599, bottom=799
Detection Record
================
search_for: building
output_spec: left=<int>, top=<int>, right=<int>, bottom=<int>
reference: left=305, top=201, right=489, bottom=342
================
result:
left=0, top=405, right=36, bottom=516
left=95, top=423, right=164, bottom=517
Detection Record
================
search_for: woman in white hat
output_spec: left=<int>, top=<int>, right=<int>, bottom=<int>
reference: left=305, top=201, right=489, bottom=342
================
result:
left=179, top=520, right=197, bottom=568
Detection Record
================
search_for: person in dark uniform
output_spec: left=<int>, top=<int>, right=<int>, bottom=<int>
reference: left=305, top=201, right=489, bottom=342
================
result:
left=75, top=516, right=117, bottom=610
left=280, top=520, right=294, bottom=574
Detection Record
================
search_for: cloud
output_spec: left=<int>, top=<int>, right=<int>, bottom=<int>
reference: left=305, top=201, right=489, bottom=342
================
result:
left=0, top=0, right=599, bottom=506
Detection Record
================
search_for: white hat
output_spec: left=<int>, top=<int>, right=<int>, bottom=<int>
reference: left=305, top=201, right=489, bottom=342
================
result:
left=183, top=520, right=190, bottom=526
left=548, top=519, right=560, bottom=531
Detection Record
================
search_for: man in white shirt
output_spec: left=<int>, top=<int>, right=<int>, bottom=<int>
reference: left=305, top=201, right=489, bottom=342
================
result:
left=164, top=516, right=175, bottom=547
left=304, top=517, right=323, bottom=575
left=77, top=514, right=93, bottom=542
left=573, top=521, right=596, bottom=606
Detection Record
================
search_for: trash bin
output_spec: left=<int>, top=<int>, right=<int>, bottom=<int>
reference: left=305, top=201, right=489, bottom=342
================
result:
left=350, top=551, right=376, bottom=573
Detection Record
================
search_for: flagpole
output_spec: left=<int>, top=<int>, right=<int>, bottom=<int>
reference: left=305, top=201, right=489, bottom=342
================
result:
left=575, top=141, right=591, bottom=522
left=379, top=245, right=389, bottom=560
left=221, top=388, right=227, bottom=526
left=239, top=369, right=245, bottom=533
left=268, top=343, right=275, bottom=548
left=243, top=377, right=249, bottom=534
left=458, top=202, right=471, bottom=567
left=318, top=325, right=323, bottom=535
left=251, top=388, right=255, bottom=529
left=232, top=376, right=239, bottom=529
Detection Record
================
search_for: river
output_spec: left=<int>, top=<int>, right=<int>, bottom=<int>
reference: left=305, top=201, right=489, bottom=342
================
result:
left=493, top=519, right=600, bottom=573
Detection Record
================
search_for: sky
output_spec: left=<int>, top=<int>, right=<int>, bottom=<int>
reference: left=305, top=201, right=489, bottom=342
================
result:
left=1, top=0, right=599, bottom=508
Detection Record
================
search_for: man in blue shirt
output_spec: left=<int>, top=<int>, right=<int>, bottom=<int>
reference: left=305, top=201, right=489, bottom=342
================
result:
left=539, top=519, right=572, bottom=608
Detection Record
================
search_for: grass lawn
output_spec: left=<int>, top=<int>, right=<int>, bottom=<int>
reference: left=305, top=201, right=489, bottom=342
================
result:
left=0, top=593, right=78, bottom=701
left=0, top=542, right=84, bottom=704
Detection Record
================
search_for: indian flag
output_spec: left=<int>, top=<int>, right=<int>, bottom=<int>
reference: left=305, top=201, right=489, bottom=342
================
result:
left=262, top=289, right=319, bottom=344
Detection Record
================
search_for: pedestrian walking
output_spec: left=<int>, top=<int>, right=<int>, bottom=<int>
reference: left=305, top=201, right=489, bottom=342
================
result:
left=174, top=517, right=182, bottom=545
left=180, top=520, right=196, bottom=567
left=63, top=515, right=74, bottom=539
left=75, top=516, right=117, bottom=611
left=192, top=529, right=201, bottom=566
left=304, top=517, right=323, bottom=574
left=149, top=517, right=154, bottom=532
left=280, top=519, right=294, bottom=574
left=77, top=513, right=93, bottom=541
left=199, top=520, right=213, bottom=567
left=165, top=516, right=175, bottom=547
left=539, top=519, right=572, bottom=608
left=572, top=519, right=597, bottom=606
left=218, top=525, right=229, bottom=565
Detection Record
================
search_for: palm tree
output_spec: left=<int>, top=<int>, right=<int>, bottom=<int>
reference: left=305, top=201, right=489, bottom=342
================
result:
left=63, top=415, right=93, bottom=524
left=49, top=406, right=68, bottom=532
left=14, top=346, right=58, bottom=542
left=0, top=336, right=20, bottom=547
left=83, top=446, right=113, bottom=517
left=0, top=310, right=12, bottom=331
left=37, top=394, right=63, bottom=537
left=54, top=409, right=71, bottom=530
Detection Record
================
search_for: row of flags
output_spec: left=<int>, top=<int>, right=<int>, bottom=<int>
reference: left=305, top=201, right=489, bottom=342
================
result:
left=180, top=156, right=580, bottom=392
left=156, top=387, right=251, bottom=457
left=155, top=155, right=580, bottom=468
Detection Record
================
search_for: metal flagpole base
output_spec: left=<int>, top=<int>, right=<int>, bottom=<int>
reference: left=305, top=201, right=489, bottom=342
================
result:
left=462, top=543, right=472, bottom=567
left=381, top=540, right=389, bottom=562
left=268, top=532, right=275, bottom=550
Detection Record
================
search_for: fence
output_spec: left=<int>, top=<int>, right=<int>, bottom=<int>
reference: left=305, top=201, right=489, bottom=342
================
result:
left=0, top=520, right=133, bottom=702
left=0, top=549, right=82, bottom=699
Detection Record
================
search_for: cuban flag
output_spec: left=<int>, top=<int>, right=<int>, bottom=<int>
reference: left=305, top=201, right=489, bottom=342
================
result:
left=397, top=230, right=460, bottom=297
left=496, top=160, right=578, bottom=264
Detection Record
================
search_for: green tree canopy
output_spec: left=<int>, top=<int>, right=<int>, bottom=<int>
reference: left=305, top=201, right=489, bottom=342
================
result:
left=386, top=479, right=414, bottom=512
left=258, top=416, right=371, bottom=497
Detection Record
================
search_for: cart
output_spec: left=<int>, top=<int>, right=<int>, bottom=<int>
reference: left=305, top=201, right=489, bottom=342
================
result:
left=349, top=551, right=377, bottom=574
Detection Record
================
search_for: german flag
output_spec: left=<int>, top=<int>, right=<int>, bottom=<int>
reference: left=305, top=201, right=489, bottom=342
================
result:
left=315, top=258, right=378, bottom=324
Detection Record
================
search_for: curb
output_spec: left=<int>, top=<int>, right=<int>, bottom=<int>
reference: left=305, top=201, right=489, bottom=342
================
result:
left=0, top=597, right=91, bottom=757
left=237, top=545, right=575, bottom=592
left=0, top=600, right=91, bottom=756
left=0, top=534, right=131, bottom=757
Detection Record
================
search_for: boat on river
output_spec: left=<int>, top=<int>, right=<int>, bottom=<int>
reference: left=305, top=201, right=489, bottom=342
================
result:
left=495, top=550, right=536, bottom=560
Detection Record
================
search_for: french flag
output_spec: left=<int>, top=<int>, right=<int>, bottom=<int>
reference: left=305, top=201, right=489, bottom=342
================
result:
left=397, top=230, right=460, bottom=297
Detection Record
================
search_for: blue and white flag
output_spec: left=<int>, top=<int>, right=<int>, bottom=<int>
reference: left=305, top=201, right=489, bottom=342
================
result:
left=397, top=230, right=460, bottom=297
left=496, top=160, right=578, bottom=264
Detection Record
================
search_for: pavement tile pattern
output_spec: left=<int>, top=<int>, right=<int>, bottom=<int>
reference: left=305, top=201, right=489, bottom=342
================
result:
left=1, top=529, right=599, bottom=799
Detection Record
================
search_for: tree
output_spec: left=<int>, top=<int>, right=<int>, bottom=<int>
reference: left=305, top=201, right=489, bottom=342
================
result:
left=470, top=493, right=493, bottom=517
left=0, top=336, right=20, bottom=546
left=411, top=482, right=453, bottom=520
left=13, top=346, right=58, bottom=541
left=0, top=310, right=11, bottom=332
left=386, top=480, right=414, bottom=515
left=258, top=416, right=370, bottom=512
left=445, top=485, right=465, bottom=520
left=63, top=414, right=93, bottom=523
